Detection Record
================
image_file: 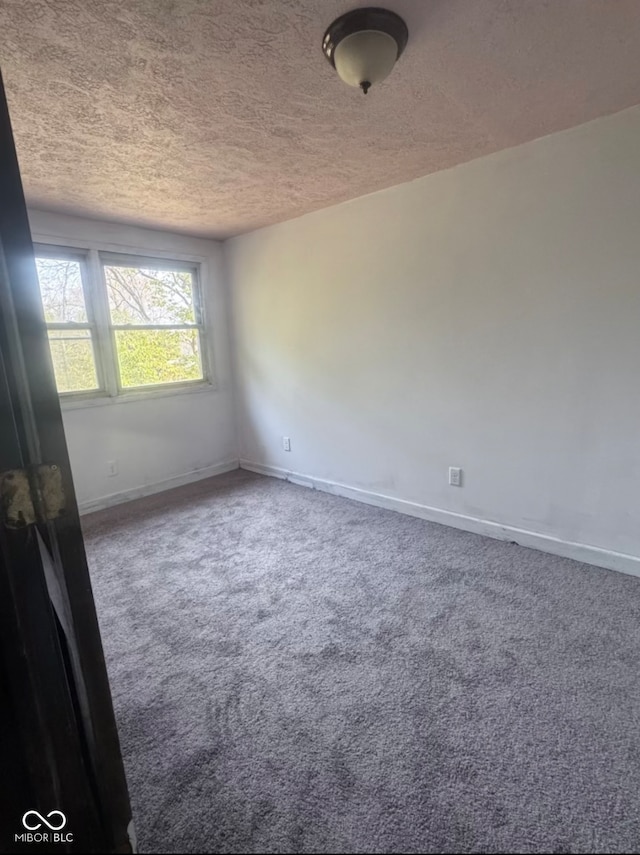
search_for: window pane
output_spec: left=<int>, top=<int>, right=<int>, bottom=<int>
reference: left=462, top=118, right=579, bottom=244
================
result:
left=36, top=257, right=88, bottom=323
left=104, top=265, right=196, bottom=325
left=47, top=330, right=99, bottom=393
left=115, top=329, right=203, bottom=388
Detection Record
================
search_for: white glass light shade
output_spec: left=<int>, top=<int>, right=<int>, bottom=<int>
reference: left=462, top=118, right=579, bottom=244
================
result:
left=333, top=30, right=399, bottom=89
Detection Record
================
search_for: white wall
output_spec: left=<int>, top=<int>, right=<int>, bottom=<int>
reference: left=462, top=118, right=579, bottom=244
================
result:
left=29, top=210, right=238, bottom=512
left=226, top=106, right=640, bottom=573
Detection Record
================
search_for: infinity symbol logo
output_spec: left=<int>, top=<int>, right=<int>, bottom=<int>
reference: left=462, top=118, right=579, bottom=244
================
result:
left=22, top=810, right=67, bottom=831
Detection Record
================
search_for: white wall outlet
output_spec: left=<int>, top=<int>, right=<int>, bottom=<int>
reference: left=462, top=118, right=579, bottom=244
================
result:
left=282, top=436, right=291, bottom=452
left=449, top=466, right=462, bottom=487
left=107, top=459, right=119, bottom=477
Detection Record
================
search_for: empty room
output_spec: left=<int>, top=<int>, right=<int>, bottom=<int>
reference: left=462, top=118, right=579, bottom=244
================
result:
left=1, top=1, right=640, bottom=853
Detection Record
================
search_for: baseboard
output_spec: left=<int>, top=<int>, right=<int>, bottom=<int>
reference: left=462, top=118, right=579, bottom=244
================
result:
left=79, top=460, right=240, bottom=515
left=239, top=460, right=640, bottom=579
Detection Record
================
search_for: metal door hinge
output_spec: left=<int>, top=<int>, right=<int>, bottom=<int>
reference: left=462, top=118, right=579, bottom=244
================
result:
left=0, top=464, right=66, bottom=529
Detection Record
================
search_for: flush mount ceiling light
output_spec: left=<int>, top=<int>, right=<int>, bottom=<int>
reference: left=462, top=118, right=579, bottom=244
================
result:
left=322, top=7, right=409, bottom=94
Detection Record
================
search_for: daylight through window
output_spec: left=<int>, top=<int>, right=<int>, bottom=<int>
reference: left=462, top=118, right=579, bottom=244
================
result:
left=35, top=253, right=99, bottom=393
left=35, top=247, right=208, bottom=398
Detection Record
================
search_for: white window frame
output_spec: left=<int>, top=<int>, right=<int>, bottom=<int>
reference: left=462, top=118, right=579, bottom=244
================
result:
left=34, top=244, right=105, bottom=400
left=34, top=241, right=214, bottom=407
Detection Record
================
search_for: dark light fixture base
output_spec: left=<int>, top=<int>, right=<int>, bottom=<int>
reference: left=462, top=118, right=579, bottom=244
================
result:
left=322, top=7, right=409, bottom=70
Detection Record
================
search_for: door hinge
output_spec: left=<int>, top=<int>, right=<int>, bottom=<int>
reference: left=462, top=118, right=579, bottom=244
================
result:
left=0, top=464, right=66, bottom=529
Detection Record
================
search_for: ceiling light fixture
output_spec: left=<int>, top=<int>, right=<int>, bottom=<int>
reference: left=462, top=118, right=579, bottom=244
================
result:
left=322, top=7, right=409, bottom=95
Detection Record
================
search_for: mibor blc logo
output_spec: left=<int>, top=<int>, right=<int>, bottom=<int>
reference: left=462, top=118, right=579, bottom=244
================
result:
left=15, top=810, right=74, bottom=845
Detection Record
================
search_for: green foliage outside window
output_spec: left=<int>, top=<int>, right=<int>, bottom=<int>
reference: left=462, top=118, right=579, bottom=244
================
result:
left=105, top=265, right=203, bottom=388
left=47, top=330, right=99, bottom=393
left=35, top=256, right=205, bottom=394
left=116, top=329, right=202, bottom=388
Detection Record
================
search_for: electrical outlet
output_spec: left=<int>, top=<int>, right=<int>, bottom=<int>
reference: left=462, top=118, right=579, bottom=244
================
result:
left=107, top=459, right=119, bottom=477
left=449, top=466, right=462, bottom=487
left=282, top=436, right=291, bottom=452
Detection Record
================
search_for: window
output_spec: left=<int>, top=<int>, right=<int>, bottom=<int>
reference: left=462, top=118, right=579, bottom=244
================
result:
left=34, top=246, right=209, bottom=400
left=102, top=256, right=205, bottom=390
left=35, top=251, right=100, bottom=394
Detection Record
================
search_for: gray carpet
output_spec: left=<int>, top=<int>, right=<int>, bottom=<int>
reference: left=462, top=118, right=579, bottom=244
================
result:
left=82, top=469, right=640, bottom=854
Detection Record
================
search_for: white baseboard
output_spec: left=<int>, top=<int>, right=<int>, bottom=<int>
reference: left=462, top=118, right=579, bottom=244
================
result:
left=239, top=460, right=640, bottom=579
left=79, top=460, right=240, bottom=515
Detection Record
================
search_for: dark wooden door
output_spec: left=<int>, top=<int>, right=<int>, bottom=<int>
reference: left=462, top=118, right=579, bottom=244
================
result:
left=0, top=70, right=134, bottom=853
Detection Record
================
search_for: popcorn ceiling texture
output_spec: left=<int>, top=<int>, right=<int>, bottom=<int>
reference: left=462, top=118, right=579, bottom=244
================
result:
left=1, top=0, right=640, bottom=238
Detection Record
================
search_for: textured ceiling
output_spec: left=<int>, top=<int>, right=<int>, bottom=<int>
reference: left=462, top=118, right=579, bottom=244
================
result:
left=1, top=0, right=640, bottom=238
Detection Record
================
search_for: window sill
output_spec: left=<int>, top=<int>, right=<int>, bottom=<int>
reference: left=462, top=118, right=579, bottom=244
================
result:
left=59, top=380, right=216, bottom=411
